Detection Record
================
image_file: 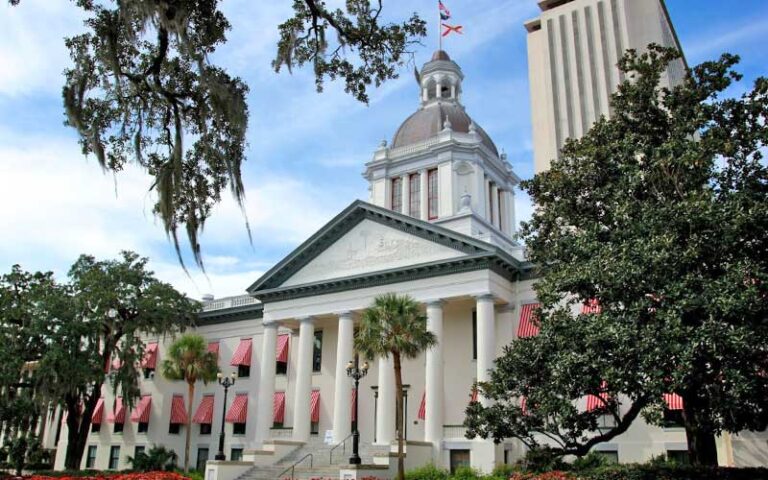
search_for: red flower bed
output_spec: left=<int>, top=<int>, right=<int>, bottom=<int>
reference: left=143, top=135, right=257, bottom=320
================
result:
left=27, top=472, right=189, bottom=480
left=509, top=472, right=575, bottom=480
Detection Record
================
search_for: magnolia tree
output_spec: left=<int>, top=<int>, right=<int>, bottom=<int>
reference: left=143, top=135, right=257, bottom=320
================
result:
left=465, top=46, right=768, bottom=466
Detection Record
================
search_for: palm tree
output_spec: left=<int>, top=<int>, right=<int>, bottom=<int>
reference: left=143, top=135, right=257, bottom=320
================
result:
left=161, top=334, right=218, bottom=472
left=355, top=293, right=437, bottom=480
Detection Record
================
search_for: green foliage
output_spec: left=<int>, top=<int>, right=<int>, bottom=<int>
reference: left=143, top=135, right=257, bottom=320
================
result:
left=574, top=465, right=768, bottom=480
left=571, top=452, right=610, bottom=471
left=491, top=464, right=520, bottom=478
left=405, top=463, right=449, bottom=480
left=451, top=466, right=484, bottom=480
left=128, top=445, right=178, bottom=472
left=465, top=45, right=768, bottom=465
left=520, top=448, right=568, bottom=473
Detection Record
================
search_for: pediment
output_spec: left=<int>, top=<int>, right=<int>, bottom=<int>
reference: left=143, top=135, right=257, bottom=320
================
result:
left=281, top=219, right=465, bottom=287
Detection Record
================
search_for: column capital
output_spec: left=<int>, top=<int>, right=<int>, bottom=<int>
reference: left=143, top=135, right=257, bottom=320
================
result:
left=335, top=311, right=354, bottom=319
left=474, top=293, right=496, bottom=302
left=425, top=299, right=445, bottom=308
left=297, top=316, right=315, bottom=325
left=262, top=319, right=280, bottom=327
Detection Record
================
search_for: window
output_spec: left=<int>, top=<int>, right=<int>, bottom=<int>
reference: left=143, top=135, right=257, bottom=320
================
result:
left=597, top=450, right=619, bottom=464
left=86, top=446, right=97, bottom=469
left=200, top=423, right=212, bottom=435
left=312, top=331, right=323, bottom=372
left=666, top=450, right=689, bottom=464
left=409, top=173, right=421, bottom=217
left=91, top=422, right=101, bottom=434
left=233, top=422, right=246, bottom=435
left=276, top=361, right=287, bottom=375
left=273, top=420, right=284, bottom=429
left=134, top=446, right=145, bottom=458
left=597, top=414, right=617, bottom=429
left=230, top=448, right=243, bottom=462
left=169, top=422, right=181, bottom=435
left=137, top=422, right=148, bottom=434
left=108, top=446, right=120, bottom=470
left=196, top=448, right=209, bottom=471
left=497, top=188, right=504, bottom=229
left=663, top=409, right=684, bottom=428
left=113, top=422, right=123, bottom=434
left=449, top=449, right=470, bottom=474
left=142, top=368, right=154, bottom=380
left=488, top=182, right=495, bottom=222
left=391, top=177, right=403, bottom=213
left=311, top=421, right=319, bottom=435
left=237, top=365, right=250, bottom=378
left=427, top=169, right=438, bottom=219
left=471, top=311, right=477, bottom=360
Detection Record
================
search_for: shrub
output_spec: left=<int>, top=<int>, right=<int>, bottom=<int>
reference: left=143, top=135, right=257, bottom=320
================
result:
left=571, top=452, right=609, bottom=472
left=405, top=463, right=449, bottom=480
left=127, top=445, right=178, bottom=472
left=451, top=466, right=483, bottom=480
left=492, top=464, right=519, bottom=478
left=519, top=448, right=568, bottom=473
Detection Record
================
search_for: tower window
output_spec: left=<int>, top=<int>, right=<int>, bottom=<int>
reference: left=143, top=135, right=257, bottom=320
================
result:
left=427, top=169, right=438, bottom=220
left=409, top=173, right=421, bottom=217
left=391, top=177, right=403, bottom=213
left=497, top=189, right=504, bottom=229
left=488, top=182, right=495, bottom=223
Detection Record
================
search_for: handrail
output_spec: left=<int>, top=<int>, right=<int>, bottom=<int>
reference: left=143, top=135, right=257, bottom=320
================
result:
left=277, top=453, right=313, bottom=480
left=329, top=432, right=355, bottom=464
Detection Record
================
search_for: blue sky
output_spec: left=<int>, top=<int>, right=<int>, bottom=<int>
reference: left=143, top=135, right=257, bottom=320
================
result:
left=1, top=0, right=767, bottom=298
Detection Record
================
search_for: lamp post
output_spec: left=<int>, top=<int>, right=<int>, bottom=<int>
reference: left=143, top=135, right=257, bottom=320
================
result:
left=346, top=354, right=369, bottom=465
left=214, top=371, right=236, bottom=461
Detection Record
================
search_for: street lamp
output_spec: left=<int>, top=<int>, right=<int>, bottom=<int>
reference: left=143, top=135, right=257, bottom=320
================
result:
left=214, top=371, right=237, bottom=461
left=346, top=354, right=369, bottom=465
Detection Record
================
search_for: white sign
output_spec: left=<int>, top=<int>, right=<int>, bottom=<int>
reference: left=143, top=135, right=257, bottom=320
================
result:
left=324, top=429, right=335, bottom=445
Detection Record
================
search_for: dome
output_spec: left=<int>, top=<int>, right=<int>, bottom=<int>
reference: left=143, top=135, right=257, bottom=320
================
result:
left=391, top=102, right=499, bottom=156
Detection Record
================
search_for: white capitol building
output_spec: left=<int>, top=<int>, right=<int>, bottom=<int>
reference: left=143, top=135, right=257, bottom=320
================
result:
left=44, top=0, right=768, bottom=477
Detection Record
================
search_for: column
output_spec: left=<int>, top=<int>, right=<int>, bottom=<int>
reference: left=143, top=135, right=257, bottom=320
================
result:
left=507, top=190, right=517, bottom=235
left=491, top=184, right=500, bottom=228
left=255, top=322, right=278, bottom=444
left=475, top=295, right=496, bottom=407
left=424, top=300, right=445, bottom=456
left=401, top=173, right=410, bottom=216
left=332, top=312, right=354, bottom=443
left=420, top=169, right=429, bottom=220
left=375, top=356, right=396, bottom=445
left=292, top=317, right=315, bottom=441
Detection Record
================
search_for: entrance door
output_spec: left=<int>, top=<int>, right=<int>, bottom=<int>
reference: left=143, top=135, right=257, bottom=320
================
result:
left=449, top=449, right=471, bottom=473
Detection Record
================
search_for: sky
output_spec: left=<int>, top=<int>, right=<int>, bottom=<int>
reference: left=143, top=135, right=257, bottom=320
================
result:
left=1, top=0, right=767, bottom=300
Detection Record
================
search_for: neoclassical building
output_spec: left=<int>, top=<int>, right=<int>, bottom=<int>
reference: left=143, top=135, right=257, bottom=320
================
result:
left=47, top=49, right=767, bottom=476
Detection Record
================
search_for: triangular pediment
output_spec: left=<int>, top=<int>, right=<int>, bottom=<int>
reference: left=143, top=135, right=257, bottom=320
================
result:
left=281, top=218, right=465, bottom=287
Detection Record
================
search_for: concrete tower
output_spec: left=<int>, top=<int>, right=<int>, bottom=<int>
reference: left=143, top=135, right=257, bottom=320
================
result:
left=525, top=0, right=686, bottom=173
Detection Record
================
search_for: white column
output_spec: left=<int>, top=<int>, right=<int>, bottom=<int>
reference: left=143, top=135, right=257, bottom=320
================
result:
left=475, top=295, right=496, bottom=407
left=507, top=190, right=517, bottom=235
left=401, top=174, right=410, bottom=216
left=420, top=169, right=429, bottom=220
left=332, top=312, right=354, bottom=443
left=491, top=184, right=500, bottom=228
left=292, top=317, right=315, bottom=441
left=424, top=300, right=444, bottom=455
left=375, top=356, right=396, bottom=445
left=255, top=322, right=278, bottom=444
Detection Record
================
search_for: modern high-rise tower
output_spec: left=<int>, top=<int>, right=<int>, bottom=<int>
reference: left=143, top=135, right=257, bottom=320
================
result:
left=525, top=0, right=686, bottom=173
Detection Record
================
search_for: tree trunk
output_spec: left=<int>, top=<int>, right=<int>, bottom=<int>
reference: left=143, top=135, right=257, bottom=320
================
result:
left=393, top=352, right=405, bottom=480
left=64, top=388, right=99, bottom=471
left=682, top=392, right=718, bottom=466
left=185, top=381, right=195, bottom=472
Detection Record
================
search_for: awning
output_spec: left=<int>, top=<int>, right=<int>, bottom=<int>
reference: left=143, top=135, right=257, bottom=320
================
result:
left=581, top=299, right=602, bottom=314
left=141, top=342, right=159, bottom=369
left=310, top=390, right=321, bottom=423
left=517, top=303, right=541, bottom=338
left=225, top=394, right=248, bottom=423
left=207, top=341, right=220, bottom=360
left=470, top=387, right=479, bottom=403
left=664, top=393, right=684, bottom=411
left=111, top=357, right=123, bottom=371
left=586, top=382, right=610, bottom=411
left=417, top=392, right=426, bottom=420
left=351, top=388, right=358, bottom=422
left=131, top=395, right=152, bottom=423
left=273, top=392, right=286, bottom=423
left=91, top=398, right=105, bottom=425
left=170, top=395, right=188, bottom=424
left=276, top=334, right=290, bottom=363
left=193, top=395, right=215, bottom=424
left=520, top=396, right=528, bottom=415
left=108, top=397, right=126, bottom=424
left=230, top=338, right=252, bottom=366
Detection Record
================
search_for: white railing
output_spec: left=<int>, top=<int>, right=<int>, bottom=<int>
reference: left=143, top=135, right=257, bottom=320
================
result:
left=201, top=295, right=260, bottom=312
left=443, top=425, right=467, bottom=439
left=270, top=427, right=294, bottom=439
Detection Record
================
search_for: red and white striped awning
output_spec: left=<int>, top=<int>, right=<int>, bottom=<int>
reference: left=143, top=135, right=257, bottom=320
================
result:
left=141, top=342, right=159, bottom=369
left=310, top=390, right=321, bottom=423
left=108, top=397, right=126, bottom=424
left=276, top=334, right=290, bottom=363
left=230, top=338, right=252, bottom=366
left=273, top=392, right=286, bottom=423
left=470, top=387, right=479, bottom=403
left=586, top=382, right=610, bottom=411
left=225, top=394, right=248, bottom=423
left=207, top=341, right=220, bottom=360
left=131, top=395, right=152, bottom=423
left=664, top=393, right=684, bottom=411
left=581, top=299, right=602, bottom=314
left=520, top=396, right=528, bottom=415
left=351, top=388, right=358, bottom=422
left=193, top=395, right=215, bottom=424
left=417, top=392, right=426, bottom=420
left=170, top=395, right=188, bottom=424
left=91, top=398, right=105, bottom=425
left=111, top=356, right=123, bottom=371
left=517, top=303, right=541, bottom=338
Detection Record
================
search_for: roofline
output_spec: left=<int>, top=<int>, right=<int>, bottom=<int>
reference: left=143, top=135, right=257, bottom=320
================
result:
left=658, top=0, right=689, bottom=70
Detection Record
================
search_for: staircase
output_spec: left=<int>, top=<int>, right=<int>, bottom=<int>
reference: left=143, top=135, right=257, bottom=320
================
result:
left=237, top=436, right=390, bottom=480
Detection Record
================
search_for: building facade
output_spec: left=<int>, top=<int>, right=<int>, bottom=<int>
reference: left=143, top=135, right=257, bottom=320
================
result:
left=525, top=0, right=687, bottom=173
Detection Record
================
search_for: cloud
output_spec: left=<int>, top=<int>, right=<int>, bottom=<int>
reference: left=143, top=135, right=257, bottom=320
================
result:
left=684, top=16, right=768, bottom=62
